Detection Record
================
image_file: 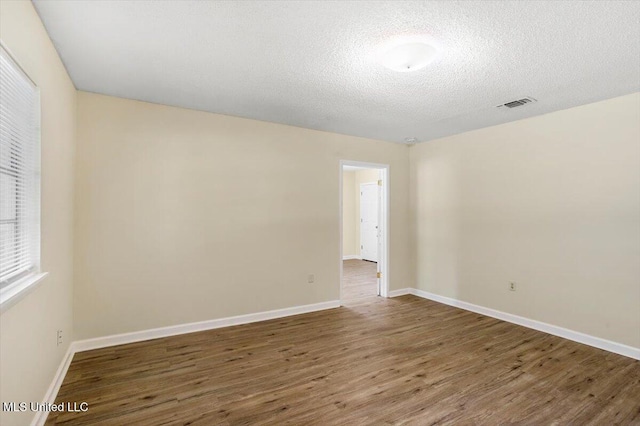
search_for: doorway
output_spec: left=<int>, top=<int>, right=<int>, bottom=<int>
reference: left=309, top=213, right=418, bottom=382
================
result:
left=339, top=161, right=389, bottom=304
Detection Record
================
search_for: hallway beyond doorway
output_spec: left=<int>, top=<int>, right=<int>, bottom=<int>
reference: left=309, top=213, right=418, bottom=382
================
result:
left=342, top=259, right=377, bottom=302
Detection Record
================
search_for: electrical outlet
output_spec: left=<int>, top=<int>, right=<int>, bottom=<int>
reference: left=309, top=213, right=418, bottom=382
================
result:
left=509, top=282, right=516, bottom=292
left=56, top=329, right=63, bottom=346
left=307, top=274, right=315, bottom=284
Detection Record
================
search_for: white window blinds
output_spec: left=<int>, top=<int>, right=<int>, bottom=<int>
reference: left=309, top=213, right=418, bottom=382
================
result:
left=0, top=45, right=40, bottom=290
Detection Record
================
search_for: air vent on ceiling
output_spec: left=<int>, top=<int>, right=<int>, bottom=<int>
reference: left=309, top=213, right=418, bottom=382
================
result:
left=497, top=97, right=537, bottom=109
left=403, top=137, right=419, bottom=145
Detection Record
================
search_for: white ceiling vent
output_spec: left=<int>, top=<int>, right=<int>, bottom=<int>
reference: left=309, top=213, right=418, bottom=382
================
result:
left=497, top=97, right=537, bottom=109
left=403, top=137, right=419, bottom=145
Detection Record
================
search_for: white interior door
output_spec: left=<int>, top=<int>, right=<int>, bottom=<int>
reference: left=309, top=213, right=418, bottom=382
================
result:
left=360, top=183, right=379, bottom=262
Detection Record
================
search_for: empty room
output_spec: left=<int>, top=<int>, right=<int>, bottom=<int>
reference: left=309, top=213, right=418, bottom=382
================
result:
left=0, top=1, right=639, bottom=425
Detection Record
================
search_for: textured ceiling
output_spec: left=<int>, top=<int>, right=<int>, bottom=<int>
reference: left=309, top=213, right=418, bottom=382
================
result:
left=33, top=1, right=640, bottom=143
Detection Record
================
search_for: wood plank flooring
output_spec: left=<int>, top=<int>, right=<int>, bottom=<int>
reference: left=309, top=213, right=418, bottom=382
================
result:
left=342, top=259, right=378, bottom=301
left=47, top=296, right=640, bottom=425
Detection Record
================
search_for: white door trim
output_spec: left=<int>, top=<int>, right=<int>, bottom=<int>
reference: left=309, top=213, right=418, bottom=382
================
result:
left=339, top=160, right=390, bottom=302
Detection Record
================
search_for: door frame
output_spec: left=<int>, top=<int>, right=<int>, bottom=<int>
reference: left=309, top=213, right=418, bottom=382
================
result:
left=339, top=160, right=390, bottom=304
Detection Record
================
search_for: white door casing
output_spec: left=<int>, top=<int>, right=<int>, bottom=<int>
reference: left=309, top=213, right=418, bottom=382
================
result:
left=339, top=159, right=389, bottom=303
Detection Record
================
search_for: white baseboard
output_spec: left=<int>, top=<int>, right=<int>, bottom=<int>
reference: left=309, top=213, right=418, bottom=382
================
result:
left=342, top=255, right=361, bottom=260
left=407, top=288, right=640, bottom=361
left=73, top=300, right=340, bottom=352
left=387, top=288, right=411, bottom=298
left=31, top=343, right=76, bottom=426
left=31, top=299, right=340, bottom=425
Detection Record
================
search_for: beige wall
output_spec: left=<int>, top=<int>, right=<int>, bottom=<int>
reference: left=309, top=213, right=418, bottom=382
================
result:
left=342, top=171, right=357, bottom=256
left=74, top=92, right=412, bottom=339
left=0, top=2, right=77, bottom=425
left=411, top=93, right=640, bottom=348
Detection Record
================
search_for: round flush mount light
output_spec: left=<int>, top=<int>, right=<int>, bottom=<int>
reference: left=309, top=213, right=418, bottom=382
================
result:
left=377, top=40, right=438, bottom=72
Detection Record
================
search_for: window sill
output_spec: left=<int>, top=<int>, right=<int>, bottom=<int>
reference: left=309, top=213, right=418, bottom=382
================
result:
left=0, top=272, right=48, bottom=314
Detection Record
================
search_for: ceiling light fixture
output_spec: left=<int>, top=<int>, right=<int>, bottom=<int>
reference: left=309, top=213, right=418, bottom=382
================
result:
left=378, top=40, right=438, bottom=72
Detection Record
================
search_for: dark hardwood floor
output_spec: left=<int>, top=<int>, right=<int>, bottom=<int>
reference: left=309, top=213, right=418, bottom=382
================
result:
left=47, top=295, right=640, bottom=425
left=342, top=259, right=378, bottom=301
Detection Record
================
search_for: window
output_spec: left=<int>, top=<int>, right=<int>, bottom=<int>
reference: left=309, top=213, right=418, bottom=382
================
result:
left=0, top=44, right=44, bottom=310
